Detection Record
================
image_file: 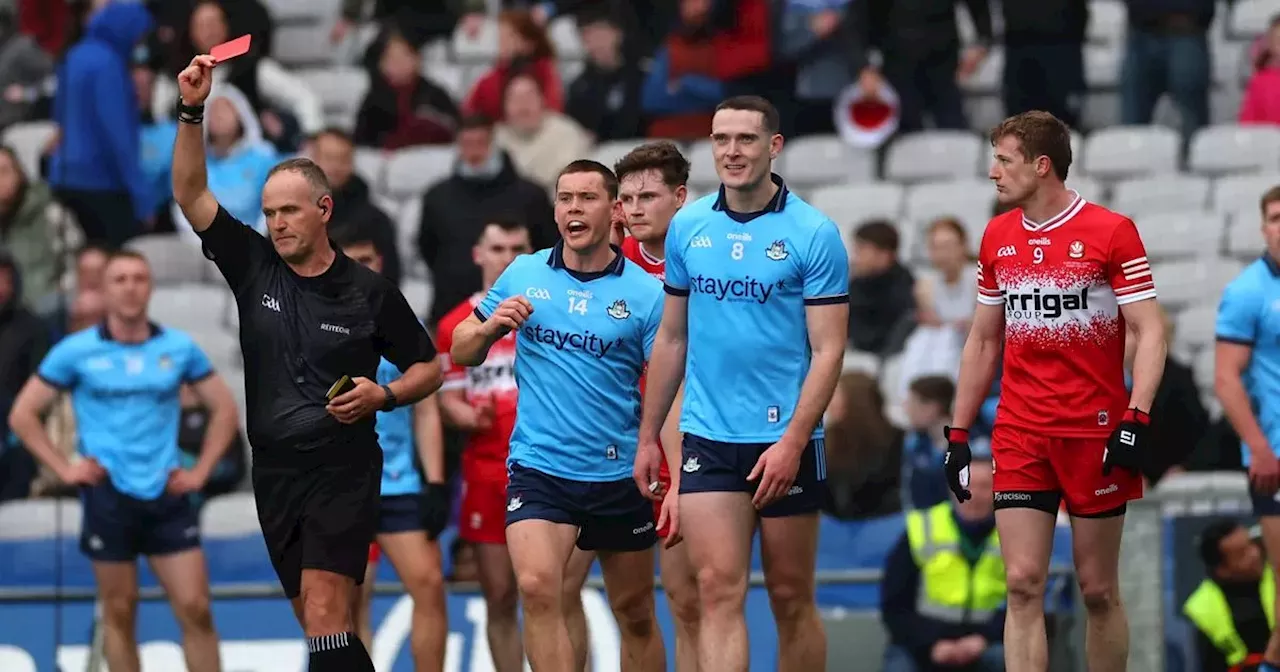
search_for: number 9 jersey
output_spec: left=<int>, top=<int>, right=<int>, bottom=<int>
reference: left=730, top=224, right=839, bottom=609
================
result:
left=976, top=192, right=1158, bottom=438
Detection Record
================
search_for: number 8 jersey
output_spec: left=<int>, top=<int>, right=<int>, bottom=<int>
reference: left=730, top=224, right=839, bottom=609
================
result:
left=976, top=192, right=1158, bottom=437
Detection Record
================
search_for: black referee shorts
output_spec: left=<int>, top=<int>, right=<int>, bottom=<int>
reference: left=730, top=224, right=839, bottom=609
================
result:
left=251, top=442, right=382, bottom=599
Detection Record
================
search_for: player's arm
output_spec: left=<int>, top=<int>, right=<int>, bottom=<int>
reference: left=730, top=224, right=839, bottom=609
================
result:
left=660, top=383, right=685, bottom=483
left=639, top=294, right=688, bottom=443
left=453, top=263, right=530, bottom=367
left=783, top=220, right=852, bottom=445
left=1215, top=280, right=1271, bottom=455
left=413, top=392, right=447, bottom=484
left=187, top=373, right=240, bottom=482
left=1120, top=299, right=1166, bottom=413
left=7, top=377, right=75, bottom=481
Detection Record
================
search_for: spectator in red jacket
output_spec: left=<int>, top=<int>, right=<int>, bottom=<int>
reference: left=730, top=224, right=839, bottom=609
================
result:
left=354, top=25, right=459, bottom=149
left=463, top=10, right=562, bottom=121
left=1241, top=14, right=1280, bottom=126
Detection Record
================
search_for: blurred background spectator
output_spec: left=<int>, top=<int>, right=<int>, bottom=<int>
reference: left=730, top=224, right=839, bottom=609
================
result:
left=641, top=0, right=726, bottom=140
left=306, top=127, right=402, bottom=285
left=898, top=217, right=977, bottom=398
left=825, top=371, right=904, bottom=519
left=1184, top=519, right=1272, bottom=672
left=0, top=1, right=53, bottom=131
left=1119, top=0, right=1214, bottom=138
left=779, top=0, right=855, bottom=137
left=881, top=453, right=1005, bottom=672
left=565, top=6, right=643, bottom=141
left=134, top=42, right=178, bottom=230
left=999, top=0, right=1087, bottom=125
left=46, top=242, right=106, bottom=343
left=334, top=0, right=458, bottom=51
left=848, top=219, right=917, bottom=357
left=496, top=71, right=592, bottom=193
left=354, top=24, right=459, bottom=150
left=0, top=250, right=47, bottom=501
left=1122, top=315, right=1211, bottom=484
left=170, top=84, right=278, bottom=242
left=0, top=145, right=81, bottom=315
left=1240, top=14, right=1280, bottom=125
left=417, top=114, right=555, bottom=328
left=463, top=10, right=561, bottom=121
left=177, top=383, right=247, bottom=505
left=48, top=0, right=153, bottom=247
left=900, top=375, right=957, bottom=512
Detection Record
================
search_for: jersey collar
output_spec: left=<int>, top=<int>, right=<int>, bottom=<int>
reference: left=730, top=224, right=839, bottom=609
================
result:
left=1264, top=253, right=1280, bottom=277
left=547, top=240, right=626, bottom=277
left=713, top=173, right=789, bottom=221
left=98, top=321, right=163, bottom=342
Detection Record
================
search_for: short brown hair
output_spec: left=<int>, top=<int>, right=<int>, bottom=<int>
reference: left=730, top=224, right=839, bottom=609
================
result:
left=853, top=219, right=900, bottom=253
left=1261, top=185, right=1280, bottom=215
left=614, top=141, right=690, bottom=188
left=908, top=375, right=956, bottom=410
left=268, top=157, right=331, bottom=196
left=105, top=248, right=149, bottom=268
left=715, top=95, right=781, bottom=135
left=989, top=111, right=1073, bottom=181
left=499, top=10, right=555, bottom=60
left=557, top=159, right=619, bottom=200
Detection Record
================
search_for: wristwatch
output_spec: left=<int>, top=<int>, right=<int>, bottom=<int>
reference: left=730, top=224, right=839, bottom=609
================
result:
left=379, top=384, right=397, bottom=412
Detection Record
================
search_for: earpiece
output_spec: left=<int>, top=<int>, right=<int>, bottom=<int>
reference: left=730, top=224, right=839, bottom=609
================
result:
left=320, top=205, right=328, bottom=215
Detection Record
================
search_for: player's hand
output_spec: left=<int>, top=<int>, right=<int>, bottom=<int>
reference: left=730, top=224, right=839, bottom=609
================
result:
left=943, top=426, right=972, bottom=503
left=484, top=296, right=533, bottom=336
left=952, top=634, right=987, bottom=664
left=420, top=482, right=451, bottom=540
left=469, top=394, right=496, bottom=432
left=60, top=458, right=106, bottom=486
left=177, top=54, right=216, bottom=106
left=1103, top=408, right=1149, bottom=477
left=166, top=468, right=206, bottom=496
left=747, top=438, right=804, bottom=509
left=634, top=437, right=664, bottom=501
left=930, top=640, right=960, bottom=665
left=1250, top=450, right=1280, bottom=494
left=658, top=492, right=683, bottom=549
left=326, top=376, right=384, bottom=423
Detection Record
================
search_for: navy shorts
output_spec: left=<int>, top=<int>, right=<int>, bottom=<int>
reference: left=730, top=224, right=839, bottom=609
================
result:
left=378, top=494, right=423, bottom=534
left=505, top=463, right=656, bottom=553
left=80, top=481, right=200, bottom=562
left=679, top=433, right=827, bottom=517
left=1252, top=488, right=1280, bottom=517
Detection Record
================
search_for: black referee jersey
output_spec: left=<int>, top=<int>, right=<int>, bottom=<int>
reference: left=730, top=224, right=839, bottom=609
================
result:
left=196, top=206, right=436, bottom=454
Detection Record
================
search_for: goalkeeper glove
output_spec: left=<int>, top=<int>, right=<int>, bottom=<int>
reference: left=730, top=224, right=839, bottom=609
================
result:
left=943, top=426, right=973, bottom=503
left=1103, top=409, right=1149, bottom=477
left=420, top=483, right=451, bottom=540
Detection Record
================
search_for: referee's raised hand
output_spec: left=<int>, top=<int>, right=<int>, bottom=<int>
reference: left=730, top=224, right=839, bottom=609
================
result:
left=326, top=376, right=386, bottom=424
left=177, top=54, right=216, bottom=105
left=484, top=296, right=534, bottom=336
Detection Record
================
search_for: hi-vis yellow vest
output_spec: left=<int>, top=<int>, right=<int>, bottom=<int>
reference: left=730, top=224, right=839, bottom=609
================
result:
left=905, top=503, right=1007, bottom=623
left=1183, top=567, right=1275, bottom=668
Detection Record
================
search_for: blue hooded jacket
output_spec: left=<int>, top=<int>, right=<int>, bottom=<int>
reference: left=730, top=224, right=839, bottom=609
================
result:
left=49, top=2, right=153, bottom=221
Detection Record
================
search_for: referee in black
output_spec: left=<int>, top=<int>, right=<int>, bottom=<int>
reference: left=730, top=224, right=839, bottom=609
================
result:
left=170, top=54, right=441, bottom=671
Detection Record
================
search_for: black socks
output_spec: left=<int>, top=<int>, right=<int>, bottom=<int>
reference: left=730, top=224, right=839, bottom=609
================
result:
left=307, top=632, right=374, bottom=671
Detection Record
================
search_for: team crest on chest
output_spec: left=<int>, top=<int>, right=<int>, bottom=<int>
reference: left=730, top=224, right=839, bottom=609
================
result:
left=607, top=299, right=631, bottom=320
left=1068, top=240, right=1085, bottom=258
left=765, top=240, right=789, bottom=261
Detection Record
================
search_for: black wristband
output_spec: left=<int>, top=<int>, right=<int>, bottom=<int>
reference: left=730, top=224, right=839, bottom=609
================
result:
left=176, top=99, right=204, bottom=124
left=380, top=384, right=397, bottom=412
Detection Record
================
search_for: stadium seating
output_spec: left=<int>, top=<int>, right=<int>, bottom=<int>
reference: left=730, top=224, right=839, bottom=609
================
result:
left=127, top=234, right=217, bottom=285
left=0, top=120, right=55, bottom=179
left=383, top=146, right=455, bottom=199
left=200, top=492, right=260, bottom=539
left=0, top=499, right=81, bottom=541
left=1135, top=210, right=1228, bottom=261
left=1187, top=125, right=1280, bottom=175
left=1081, top=125, right=1181, bottom=179
left=779, top=135, right=877, bottom=188
left=1110, top=175, right=1212, bottom=215
left=883, top=131, right=984, bottom=183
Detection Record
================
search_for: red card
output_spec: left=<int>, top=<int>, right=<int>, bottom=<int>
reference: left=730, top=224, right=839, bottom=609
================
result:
left=210, top=34, right=251, bottom=63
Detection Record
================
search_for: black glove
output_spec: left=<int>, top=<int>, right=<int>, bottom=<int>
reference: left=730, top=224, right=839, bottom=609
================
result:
left=943, top=426, right=973, bottom=503
left=1103, top=408, right=1149, bottom=477
left=420, top=483, right=450, bottom=540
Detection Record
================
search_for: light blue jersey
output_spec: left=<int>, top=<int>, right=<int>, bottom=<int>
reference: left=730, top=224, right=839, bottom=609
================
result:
left=1216, top=256, right=1280, bottom=466
left=376, top=357, right=421, bottom=496
left=37, top=324, right=214, bottom=499
left=664, top=174, right=850, bottom=443
left=476, top=241, right=664, bottom=482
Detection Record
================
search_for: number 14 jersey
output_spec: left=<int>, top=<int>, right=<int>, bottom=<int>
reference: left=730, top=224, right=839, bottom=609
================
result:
left=976, top=192, right=1158, bottom=438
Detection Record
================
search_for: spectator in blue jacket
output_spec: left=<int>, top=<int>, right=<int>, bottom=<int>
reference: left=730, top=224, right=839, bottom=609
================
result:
left=133, top=41, right=178, bottom=227
left=778, top=0, right=855, bottom=136
left=49, top=1, right=153, bottom=248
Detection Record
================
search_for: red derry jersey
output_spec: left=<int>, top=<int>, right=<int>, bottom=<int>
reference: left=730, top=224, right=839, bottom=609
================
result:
left=622, top=235, right=671, bottom=480
left=976, top=193, right=1157, bottom=437
left=435, top=294, right=519, bottom=481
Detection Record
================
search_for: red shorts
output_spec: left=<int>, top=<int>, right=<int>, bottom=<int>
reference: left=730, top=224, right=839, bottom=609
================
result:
left=458, top=471, right=510, bottom=545
left=991, top=425, right=1143, bottom=516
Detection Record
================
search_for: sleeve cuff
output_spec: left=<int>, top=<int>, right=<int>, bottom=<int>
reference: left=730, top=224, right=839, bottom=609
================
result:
left=472, top=306, right=489, bottom=322
left=976, top=294, right=1005, bottom=306
left=663, top=284, right=690, bottom=297
left=37, top=373, right=70, bottom=390
left=1216, top=335, right=1255, bottom=346
left=804, top=294, right=850, bottom=306
left=184, top=369, right=215, bottom=384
